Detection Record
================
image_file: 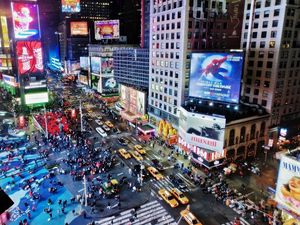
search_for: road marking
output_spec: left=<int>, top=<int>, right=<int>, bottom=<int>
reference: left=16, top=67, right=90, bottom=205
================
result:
left=117, top=172, right=124, bottom=176
left=78, top=188, right=84, bottom=192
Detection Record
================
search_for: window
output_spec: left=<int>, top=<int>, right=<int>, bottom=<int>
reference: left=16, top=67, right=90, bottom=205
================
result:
left=254, top=89, right=259, bottom=95
left=275, top=0, right=281, bottom=5
left=255, top=79, right=261, bottom=86
left=240, top=127, right=246, bottom=143
left=274, top=9, right=280, bottom=16
left=265, top=0, right=271, bottom=7
left=259, top=51, right=264, bottom=58
left=262, top=100, right=267, bottom=107
left=264, top=81, right=270, bottom=87
left=260, top=41, right=265, bottom=48
left=256, top=70, right=262, bottom=77
left=250, top=124, right=256, bottom=140
left=264, top=10, right=270, bottom=18
left=261, top=31, right=267, bottom=38
left=229, top=129, right=235, bottom=146
left=268, top=51, right=274, bottom=58
left=252, top=32, right=257, bottom=38
left=257, top=61, right=263, bottom=68
left=253, top=23, right=259, bottom=28
left=271, top=31, right=277, bottom=38
left=251, top=42, right=256, bottom=48
left=246, top=87, right=251, bottom=94
left=255, top=2, right=261, bottom=9
left=269, top=41, right=275, bottom=48
left=262, top=21, right=268, bottom=28
left=272, top=20, right=278, bottom=27
left=267, top=61, right=273, bottom=68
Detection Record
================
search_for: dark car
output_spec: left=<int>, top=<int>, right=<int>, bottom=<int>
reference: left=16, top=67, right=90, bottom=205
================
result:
left=133, top=164, right=149, bottom=179
left=169, top=174, right=188, bottom=191
left=117, top=138, right=128, bottom=146
left=113, top=127, right=121, bottom=134
left=151, top=159, right=164, bottom=171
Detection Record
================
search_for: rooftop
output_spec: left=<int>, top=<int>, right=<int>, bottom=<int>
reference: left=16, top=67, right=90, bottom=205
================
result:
left=183, top=99, right=270, bottom=123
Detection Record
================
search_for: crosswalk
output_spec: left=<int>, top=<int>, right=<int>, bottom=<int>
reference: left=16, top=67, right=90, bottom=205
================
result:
left=221, top=217, right=250, bottom=225
left=95, top=200, right=176, bottom=225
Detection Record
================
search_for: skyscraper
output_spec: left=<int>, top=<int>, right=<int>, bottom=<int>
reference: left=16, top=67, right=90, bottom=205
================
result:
left=148, top=0, right=244, bottom=127
left=241, top=0, right=300, bottom=139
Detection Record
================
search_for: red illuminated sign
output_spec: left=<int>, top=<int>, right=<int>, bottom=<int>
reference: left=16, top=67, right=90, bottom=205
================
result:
left=16, top=41, right=43, bottom=75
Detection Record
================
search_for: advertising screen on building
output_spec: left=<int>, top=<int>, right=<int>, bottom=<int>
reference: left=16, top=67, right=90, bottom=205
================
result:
left=25, top=92, right=48, bottom=105
left=70, top=21, right=88, bottom=36
left=101, top=57, right=113, bottom=74
left=90, top=74, right=100, bottom=92
left=1, top=16, right=10, bottom=48
left=189, top=52, right=244, bottom=104
left=120, top=84, right=146, bottom=115
left=101, top=77, right=118, bottom=94
left=179, top=108, right=226, bottom=153
left=95, top=20, right=119, bottom=40
left=80, top=57, right=89, bottom=70
left=61, top=0, right=80, bottom=13
left=90, top=57, right=100, bottom=74
left=11, top=3, right=40, bottom=40
left=275, top=155, right=300, bottom=216
left=16, top=41, right=44, bottom=75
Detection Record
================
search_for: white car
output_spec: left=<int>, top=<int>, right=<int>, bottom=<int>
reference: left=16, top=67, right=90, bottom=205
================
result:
left=96, top=127, right=107, bottom=137
left=95, top=119, right=103, bottom=126
left=102, top=125, right=110, bottom=132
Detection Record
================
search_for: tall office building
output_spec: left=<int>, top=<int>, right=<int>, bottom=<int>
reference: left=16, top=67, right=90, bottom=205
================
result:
left=141, top=0, right=150, bottom=48
left=241, top=0, right=300, bottom=136
left=148, top=0, right=244, bottom=127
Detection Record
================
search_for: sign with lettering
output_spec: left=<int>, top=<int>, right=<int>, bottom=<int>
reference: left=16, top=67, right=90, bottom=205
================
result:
left=16, top=41, right=43, bottom=75
left=275, top=155, right=300, bottom=216
left=179, top=107, right=226, bottom=153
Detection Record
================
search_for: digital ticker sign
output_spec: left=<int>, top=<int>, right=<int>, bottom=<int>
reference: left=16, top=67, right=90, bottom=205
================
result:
left=16, top=41, right=44, bottom=75
left=70, top=21, right=88, bottom=36
left=189, top=52, right=244, bottom=104
left=11, top=3, right=40, bottom=40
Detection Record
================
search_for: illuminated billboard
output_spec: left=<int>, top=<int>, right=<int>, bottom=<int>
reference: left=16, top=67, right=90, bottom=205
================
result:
left=90, top=57, right=100, bottom=74
left=70, top=21, right=88, bottom=36
left=275, top=155, right=300, bottom=216
left=179, top=108, right=226, bottom=153
left=61, top=0, right=80, bottom=13
left=80, top=57, right=89, bottom=70
left=91, top=74, right=100, bottom=92
left=25, top=92, right=48, bottom=105
left=11, top=3, right=40, bottom=40
left=120, top=84, right=146, bottom=115
left=101, top=57, right=113, bottom=74
left=189, top=52, right=244, bottom=104
left=1, top=17, right=10, bottom=48
left=95, top=20, right=120, bottom=40
left=101, top=77, right=118, bottom=94
left=16, top=41, right=44, bottom=75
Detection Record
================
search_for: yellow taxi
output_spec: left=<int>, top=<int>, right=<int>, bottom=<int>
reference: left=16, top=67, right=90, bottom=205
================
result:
left=105, top=121, right=114, bottom=128
left=118, top=148, right=131, bottom=159
left=147, top=166, right=164, bottom=180
left=158, top=189, right=179, bottom=208
left=180, top=208, right=203, bottom=225
left=131, top=151, right=143, bottom=161
left=134, top=145, right=146, bottom=155
left=170, top=188, right=189, bottom=204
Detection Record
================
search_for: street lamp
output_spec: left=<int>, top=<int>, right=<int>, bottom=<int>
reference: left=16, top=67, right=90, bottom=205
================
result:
left=43, top=104, right=48, bottom=139
left=79, top=99, right=84, bottom=132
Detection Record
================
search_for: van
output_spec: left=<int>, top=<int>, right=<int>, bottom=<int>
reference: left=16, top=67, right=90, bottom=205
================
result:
left=96, top=127, right=107, bottom=137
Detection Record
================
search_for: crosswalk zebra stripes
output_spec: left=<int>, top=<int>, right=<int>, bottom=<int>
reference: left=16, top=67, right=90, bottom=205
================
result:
left=221, top=217, right=250, bottom=225
left=95, top=200, right=176, bottom=225
left=150, top=175, right=196, bottom=193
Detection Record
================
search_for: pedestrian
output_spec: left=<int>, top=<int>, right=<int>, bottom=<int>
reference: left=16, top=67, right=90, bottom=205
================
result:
left=72, top=209, right=76, bottom=216
left=107, top=202, right=111, bottom=210
left=27, top=212, right=31, bottom=220
left=19, top=221, right=23, bottom=225
left=61, top=207, right=65, bottom=214
left=58, top=199, right=62, bottom=205
left=48, top=212, right=52, bottom=221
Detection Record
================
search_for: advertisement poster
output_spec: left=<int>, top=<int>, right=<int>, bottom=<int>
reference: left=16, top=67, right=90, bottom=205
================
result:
left=70, top=21, right=88, bottom=36
left=25, top=92, right=48, bottom=105
left=179, top=109, right=226, bottom=152
left=12, top=3, right=40, bottom=40
left=137, top=91, right=146, bottom=115
left=1, top=16, right=10, bottom=48
left=90, top=57, right=100, bottom=74
left=101, top=57, right=113, bottom=74
left=61, top=0, right=80, bottom=13
left=189, top=52, right=244, bottom=104
left=80, top=57, right=89, bottom=70
left=90, top=74, right=100, bottom=92
left=101, top=77, right=118, bottom=94
left=129, top=87, right=137, bottom=114
left=95, top=20, right=119, bottom=40
left=275, top=155, right=300, bottom=216
left=16, top=41, right=44, bottom=75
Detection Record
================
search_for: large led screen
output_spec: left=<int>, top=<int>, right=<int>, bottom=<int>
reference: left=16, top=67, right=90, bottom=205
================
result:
left=25, top=92, right=48, bottom=105
left=90, top=57, right=100, bottom=74
left=275, top=155, right=300, bottom=216
left=70, top=21, right=88, bottom=36
left=101, top=57, right=113, bottom=74
left=189, top=52, right=244, bottom=104
left=179, top=108, right=226, bottom=153
left=61, top=0, right=80, bottom=13
left=95, top=20, right=119, bottom=40
left=12, top=3, right=40, bottom=40
left=90, top=74, right=100, bottom=92
left=1, top=17, right=10, bottom=48
left=101, top=77, right=118, bottom=94
left=80, top=57, right=89, bottom=70
left=16, top=41, right=44, bottom=75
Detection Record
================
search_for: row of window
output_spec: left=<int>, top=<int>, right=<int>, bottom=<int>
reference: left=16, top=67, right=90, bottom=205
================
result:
left=246, top=9, right=280, bottom=20
left=247, top=69, right=272, bottom=79
left=244, top=40, right=276, bottom=49
left=151, top=59, right=180, bottom=69
left=248, top=60, right=274, bottom=69
left=156, top=11, right=181, bottom=22
left=152, top=42, right=181, bottom=50
left=153, top=0, right=183, bottom=13
left=152, top=51, right=180, bottom=60
left=246, top=0, right=281, bottom=10
left=245, top=30, right=277, bottom=39
left=152, top=31, right=181, bottom=41
left=150, top=100, right=178, bottom=115
left=151, top=68, right=180, bottom=78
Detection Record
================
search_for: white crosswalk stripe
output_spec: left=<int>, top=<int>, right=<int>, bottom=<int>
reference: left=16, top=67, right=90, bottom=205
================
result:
left=95, top=200, right=176, bottom=225
left=220, top=217, right=250, bottom=225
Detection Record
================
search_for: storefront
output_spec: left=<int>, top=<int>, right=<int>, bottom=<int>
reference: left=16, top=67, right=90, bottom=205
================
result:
left=0, top=74, right=19, bottom=96
left=137, top=124, right=156, bottom=142
left=178, top=137, right=225, bottom=169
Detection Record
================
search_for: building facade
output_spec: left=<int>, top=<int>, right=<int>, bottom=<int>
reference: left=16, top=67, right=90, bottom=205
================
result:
left=148, top=0, right=244, bottom=128
left=241, top=0, right=300, bottom=132
left=113, top=48, right=149, bottom=91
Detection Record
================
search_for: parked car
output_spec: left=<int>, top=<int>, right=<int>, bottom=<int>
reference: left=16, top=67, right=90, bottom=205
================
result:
left=117, top=138, right=128, bottom=146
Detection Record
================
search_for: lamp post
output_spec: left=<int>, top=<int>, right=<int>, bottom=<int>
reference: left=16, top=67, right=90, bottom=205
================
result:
left=79, top=99, right=83, bottom=132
